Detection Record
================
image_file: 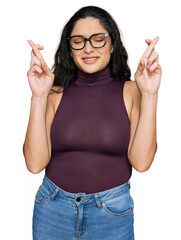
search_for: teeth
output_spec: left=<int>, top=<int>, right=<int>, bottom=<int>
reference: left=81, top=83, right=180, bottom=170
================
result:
left=85, top=58, right=97, bottom=60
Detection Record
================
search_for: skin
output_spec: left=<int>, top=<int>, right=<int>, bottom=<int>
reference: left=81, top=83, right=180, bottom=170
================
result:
left=26, top=17, right=161, bottom=173
left=69, top=17, right=113, bottom=74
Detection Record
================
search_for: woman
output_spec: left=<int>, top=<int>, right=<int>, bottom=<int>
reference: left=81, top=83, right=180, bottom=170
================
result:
left=23, top=5, right=161, bottom=240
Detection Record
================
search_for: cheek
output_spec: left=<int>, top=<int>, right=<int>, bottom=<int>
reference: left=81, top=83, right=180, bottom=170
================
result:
left=99, top=49, right=112, bottom=61
left=99, top=44, right=112, bottom=57
left=71, top=52, right=80, bottom=63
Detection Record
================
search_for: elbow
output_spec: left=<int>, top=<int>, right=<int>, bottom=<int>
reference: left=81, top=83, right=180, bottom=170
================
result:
left=129, top=145, right=157, bottom=173
left=129, top=155, right=154, bottom=173
left=135, top=164, right=151, bottom=173
left=26, top=165, right=43, bottom=174
left=23, top=154, right=46, bottom=174
left=25, top=159, right=44, bottom=174
left=133, top=157, right=154, bottom=172
left=136, top=154, right=156, bottom=172
left=23, top=144, right=48, bottom=174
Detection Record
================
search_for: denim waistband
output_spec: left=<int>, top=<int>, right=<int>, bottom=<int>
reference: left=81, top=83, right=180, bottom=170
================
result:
left=42, top=175, right=130, bottom=207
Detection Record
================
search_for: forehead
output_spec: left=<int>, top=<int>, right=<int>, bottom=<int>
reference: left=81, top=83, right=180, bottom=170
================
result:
left=71, top=17, right=107, bottom=36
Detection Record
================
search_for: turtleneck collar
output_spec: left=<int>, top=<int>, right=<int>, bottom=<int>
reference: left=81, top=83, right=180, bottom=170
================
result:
left=75, top=65, right=113, bottom=87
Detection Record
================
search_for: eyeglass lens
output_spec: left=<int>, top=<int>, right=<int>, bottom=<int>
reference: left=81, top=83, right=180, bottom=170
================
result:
left=70, top=34, right=107, bottom=50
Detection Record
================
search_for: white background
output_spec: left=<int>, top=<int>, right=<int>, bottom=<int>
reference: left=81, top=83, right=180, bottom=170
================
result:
left=0, top=0, right=181, bottom=239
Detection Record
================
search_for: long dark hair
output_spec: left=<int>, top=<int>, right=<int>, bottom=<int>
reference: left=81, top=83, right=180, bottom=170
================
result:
left=51, top=6, right=131, bottom=93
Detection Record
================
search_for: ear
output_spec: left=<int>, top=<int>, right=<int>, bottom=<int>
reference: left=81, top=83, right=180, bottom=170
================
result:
left=111, top=45, right=114, bottom=54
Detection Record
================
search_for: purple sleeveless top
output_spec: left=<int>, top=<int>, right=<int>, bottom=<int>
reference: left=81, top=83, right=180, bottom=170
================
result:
left=46, top=66, right=132, bottom=194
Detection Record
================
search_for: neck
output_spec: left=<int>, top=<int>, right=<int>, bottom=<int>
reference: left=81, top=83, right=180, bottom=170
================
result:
left=75, top=65, right=113, bottom=87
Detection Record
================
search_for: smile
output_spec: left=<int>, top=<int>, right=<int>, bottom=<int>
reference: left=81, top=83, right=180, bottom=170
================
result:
left=82, top=57, right=99, bottom=64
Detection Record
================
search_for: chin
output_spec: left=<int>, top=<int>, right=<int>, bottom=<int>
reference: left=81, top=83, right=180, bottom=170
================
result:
left=79, top=64, right=104, bottom=74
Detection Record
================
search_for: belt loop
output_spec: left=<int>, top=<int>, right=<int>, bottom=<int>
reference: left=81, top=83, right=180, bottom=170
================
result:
left=93, top=193, right=102, bottom=208
left=50, top=187, right=59, bottom=200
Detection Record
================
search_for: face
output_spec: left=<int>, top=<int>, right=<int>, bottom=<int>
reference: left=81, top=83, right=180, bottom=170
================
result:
left=70, top=17, right=113, bottom=74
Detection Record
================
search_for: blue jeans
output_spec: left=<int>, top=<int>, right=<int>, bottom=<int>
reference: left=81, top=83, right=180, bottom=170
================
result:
left=33, top=175, right=135, bottom=240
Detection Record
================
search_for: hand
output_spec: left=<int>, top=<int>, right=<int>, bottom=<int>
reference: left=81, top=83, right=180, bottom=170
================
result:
left=27, top=40, right=55, bottom=98
left=134, top=36, right=162, bottom=96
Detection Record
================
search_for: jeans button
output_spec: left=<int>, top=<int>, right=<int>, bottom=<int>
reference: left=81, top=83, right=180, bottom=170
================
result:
left=76, top=197, right=81, bottom=202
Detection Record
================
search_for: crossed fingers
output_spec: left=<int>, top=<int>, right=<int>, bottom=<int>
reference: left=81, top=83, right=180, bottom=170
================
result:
left=142, top=36, right=159, bottom=59
left=28, top=39, right=46, bottom=74
left=30, top=50, right=41, bottom=68
left=139, top=36, right=160, bottom=73
left=28, top=40, right=44, bottom=61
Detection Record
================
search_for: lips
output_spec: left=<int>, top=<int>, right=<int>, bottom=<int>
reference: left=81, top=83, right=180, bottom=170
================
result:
left=82, top=56, right=99, bottom=64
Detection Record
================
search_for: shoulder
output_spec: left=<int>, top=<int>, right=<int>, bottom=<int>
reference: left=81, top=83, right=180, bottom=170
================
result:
left=48, top=86, right=64, bottom=115
left=124, top=79, right=140, bottom=95
left=127, top=81, right=141, bottom=127
left=125, top=80, right=141, bottom=105
left=123, top=80, right=141, bottom=121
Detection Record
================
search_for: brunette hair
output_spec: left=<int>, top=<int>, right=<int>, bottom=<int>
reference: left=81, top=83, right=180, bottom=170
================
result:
left=51, top=6, right=131, bottom=93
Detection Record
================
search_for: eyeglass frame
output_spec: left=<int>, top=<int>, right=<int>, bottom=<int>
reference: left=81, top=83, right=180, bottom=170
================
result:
left=67, top=33, right=110, bottom=50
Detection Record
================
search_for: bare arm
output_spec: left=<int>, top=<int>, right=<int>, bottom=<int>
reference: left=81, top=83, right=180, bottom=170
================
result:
left=23, top=94, right=53, bottom=173
left=128, top=36, right=161, bottom=172
left=23, top=40, right=55, bottom=173
left=128, top=87, right=158, bottom=172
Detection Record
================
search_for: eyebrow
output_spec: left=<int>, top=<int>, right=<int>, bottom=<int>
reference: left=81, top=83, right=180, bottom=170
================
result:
left=70, top=32, right=108, bottom=37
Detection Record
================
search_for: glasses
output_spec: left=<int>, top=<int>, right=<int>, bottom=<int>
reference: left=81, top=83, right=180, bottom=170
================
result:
left=67, top=33, right=110, bottom=50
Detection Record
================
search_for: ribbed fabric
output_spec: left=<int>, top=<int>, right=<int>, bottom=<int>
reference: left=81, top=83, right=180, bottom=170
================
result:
left=46, top=65, right=132, bottom=194
left=75, top=66, right=113, bottom=87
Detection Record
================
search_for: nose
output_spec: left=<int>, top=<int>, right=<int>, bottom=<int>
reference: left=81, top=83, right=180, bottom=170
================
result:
left=84, top=40, right=94, bottom=53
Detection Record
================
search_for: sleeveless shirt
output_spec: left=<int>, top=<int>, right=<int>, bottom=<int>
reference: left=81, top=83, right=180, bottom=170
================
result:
left=45, top=65, right=132, bottom=194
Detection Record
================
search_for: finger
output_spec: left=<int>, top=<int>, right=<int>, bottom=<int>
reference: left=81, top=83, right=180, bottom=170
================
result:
left=30, top=49, right=52, bottom=77
left=145, top=39, right=155, bottom=53
left=28, top=64, right=43, bottom=76
left=41, top=61, right=53, bottom=77
left=142, top=36, right=159, bottom=59
left=27, top=65, right=39, bottom=78
left=147, top=52, right=159, bottom=68
left=33, top=65, right=43, bottom=74
left=135, top=59, right=145, bottom=76
left=145, top=39, right=152, bottom=45
left=147, top=62, right=159, bottom=73
left=27, top=39, right=45, bottom=62
left=35, top=44, right=44, bottom=50
left=145, top=40, right=156, bottom=62
left=28, top=40, right=52, bottom=76
left=30, top=51, right=41, bottom=67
